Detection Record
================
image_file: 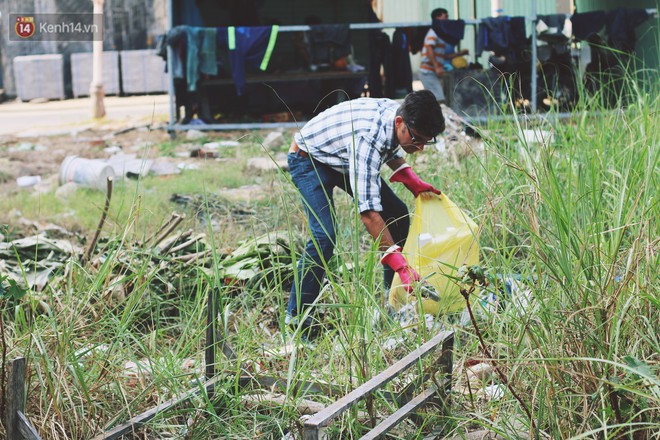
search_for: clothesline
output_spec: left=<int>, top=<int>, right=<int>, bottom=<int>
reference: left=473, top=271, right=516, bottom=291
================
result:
left=268, top=8, right=657, bottom=33
left=164, top=6, right=657, bottom=132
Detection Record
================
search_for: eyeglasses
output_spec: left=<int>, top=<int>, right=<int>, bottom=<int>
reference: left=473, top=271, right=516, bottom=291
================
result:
left=404, top=122, right=437, bottom=147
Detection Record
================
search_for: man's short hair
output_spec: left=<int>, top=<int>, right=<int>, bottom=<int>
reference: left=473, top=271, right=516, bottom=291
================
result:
left=431, top=8, right=449, bottom=19
left=397, top=90, right=445, bottom=137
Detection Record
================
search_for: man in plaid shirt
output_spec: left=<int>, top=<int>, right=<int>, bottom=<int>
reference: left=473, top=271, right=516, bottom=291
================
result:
left=286, top=90, right=445, bottom=341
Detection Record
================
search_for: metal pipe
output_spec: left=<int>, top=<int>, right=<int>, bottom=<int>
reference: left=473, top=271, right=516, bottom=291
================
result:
left=166, top=0, right=176, bottom=127
left=170, top=122, right=303, bottom=131
left=259, top=20, right=482, bottom=32
left=473, top=0, right=478, bottom=57
left=530, top=0, right=538, bottom=113
left=168, top=110, right=618, bottom=131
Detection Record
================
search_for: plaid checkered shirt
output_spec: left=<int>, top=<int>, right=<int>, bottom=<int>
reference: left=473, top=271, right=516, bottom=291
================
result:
left=294, top=98, right=404, bottom=213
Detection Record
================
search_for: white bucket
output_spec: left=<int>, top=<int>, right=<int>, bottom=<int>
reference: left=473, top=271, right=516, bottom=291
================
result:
left=59, top=155, right=114, bottom=190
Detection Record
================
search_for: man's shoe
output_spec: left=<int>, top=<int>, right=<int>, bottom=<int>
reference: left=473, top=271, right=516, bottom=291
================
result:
left=285, top=313, right=322, bottom=343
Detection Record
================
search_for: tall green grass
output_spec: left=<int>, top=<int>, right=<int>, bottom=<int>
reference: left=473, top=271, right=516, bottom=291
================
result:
left=2, top=68, right=658, bottom=439
left=433, top=66, right=659, bottom=437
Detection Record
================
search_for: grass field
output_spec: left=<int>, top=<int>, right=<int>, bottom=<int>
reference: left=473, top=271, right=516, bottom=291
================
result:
left=1, top=69, right=658, bottom=439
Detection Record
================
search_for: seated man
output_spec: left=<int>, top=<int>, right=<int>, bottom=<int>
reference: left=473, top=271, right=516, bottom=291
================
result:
left=419, top=8, right=469, bottom=103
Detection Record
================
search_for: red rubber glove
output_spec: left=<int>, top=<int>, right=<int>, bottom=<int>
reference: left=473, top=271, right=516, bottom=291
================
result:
left=381, top=245, right=420, bottom=293
left=389, top=165, right=441, bottom=198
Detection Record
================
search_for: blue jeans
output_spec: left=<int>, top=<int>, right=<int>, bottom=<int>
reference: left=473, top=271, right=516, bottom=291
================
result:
left=286, top=151, right=410, bottom=321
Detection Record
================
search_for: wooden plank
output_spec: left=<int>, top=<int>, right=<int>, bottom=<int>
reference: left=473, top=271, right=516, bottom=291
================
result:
left=303, top=331, right=452, bottom=432
left=359, top=386, right=437, bottom=440
left=303, top=425, right=323, bottom=440
left=6, top=357, right=26, bottom=440
left=241, top=393, right=326, bottom=415
left=433, top=334, right=454, bottom=412
left=439, top=335, right=454, bottom=381
left=17, top=411, right=43, bottom=440
left=239, top=375, right=346, bottom=399
left=89, top=375, right=224, bottom=440
left=205, top=286, right=218, bottom=381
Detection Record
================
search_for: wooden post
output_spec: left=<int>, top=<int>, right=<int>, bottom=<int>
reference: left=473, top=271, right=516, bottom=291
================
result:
left=90, top=0, right=106, bottom=118
left=433, top=332, right=454, bottom=418
left=6, top=357, right=26, bottom=440
left=205, top=286, right=218, bottom=385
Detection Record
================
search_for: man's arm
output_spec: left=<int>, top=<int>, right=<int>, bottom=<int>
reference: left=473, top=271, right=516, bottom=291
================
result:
left=447, top=48, right=469, bottom=59
left=424, top=42, right=445, bottom=77
left=362, top=209, right=420, bottom=292
left=360, top=210, right=395, bottom=251
left=386, top=157, right=407, bottom=172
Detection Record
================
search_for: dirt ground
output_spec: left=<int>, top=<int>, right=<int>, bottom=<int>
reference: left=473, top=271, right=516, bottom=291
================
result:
left=0, top=96, right=482, bottom=204
left=0, top=125, right=172, bottom=193
left=0, top=94, right=174, bottom=192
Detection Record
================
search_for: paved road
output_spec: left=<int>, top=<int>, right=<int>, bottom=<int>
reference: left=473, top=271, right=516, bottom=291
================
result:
left=0, top=94, right=170, bottom=136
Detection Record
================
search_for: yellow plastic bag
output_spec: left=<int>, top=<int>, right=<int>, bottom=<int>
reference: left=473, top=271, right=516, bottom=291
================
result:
left=389, top=194, right=480, bottom=315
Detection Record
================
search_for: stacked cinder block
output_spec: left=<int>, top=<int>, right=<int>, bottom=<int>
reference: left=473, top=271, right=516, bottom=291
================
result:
left=120, top=49, right=168, bottom=94
left=71, top=51, right=121, bottom=97
left=13, top=54, right=65, bottom=101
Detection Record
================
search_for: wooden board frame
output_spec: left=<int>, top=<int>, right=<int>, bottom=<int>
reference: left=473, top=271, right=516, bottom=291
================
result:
left=302, top=331, right=454, bottom=440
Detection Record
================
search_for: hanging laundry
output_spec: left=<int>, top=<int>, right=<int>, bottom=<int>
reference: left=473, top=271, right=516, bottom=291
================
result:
left=536, top=14, right=571, bottom=44
left=307, top=24, right=351, bottom=67
left=368, top=31, right=392, bottom=98
left=605, top=8, right=650, bottom=52
left=408, top=26, right=430, bottom=55
left=217, top=25, right=279, bottom=96
left=163, top=26, right=188, bottom=81
left=366, top=5, right=392, bottom=98
left=476, top=16, right=526, bottom=58
left=199, top=28, right=218, bottom=78
left=431, top=18, right=465, bottom=47
left=537, top=14, right=571, bottom=61
left=165, top=25, right=218, bottom=92
left=390, top=29, right=413, bottom=97
left=570, top=10, right=606, bottom=41
left=476, top=16, right=527, bottom=68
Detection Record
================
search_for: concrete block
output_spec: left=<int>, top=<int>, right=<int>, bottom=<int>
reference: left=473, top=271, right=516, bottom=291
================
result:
left=120, top=49, right=168, bottom=94
left=71, top=51, right=120, bottom=97
left=13, top=54, right=65, bottom=101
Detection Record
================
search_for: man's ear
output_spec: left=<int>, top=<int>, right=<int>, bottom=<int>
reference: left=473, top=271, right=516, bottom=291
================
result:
left=394, top=115, right=404, bottom=128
